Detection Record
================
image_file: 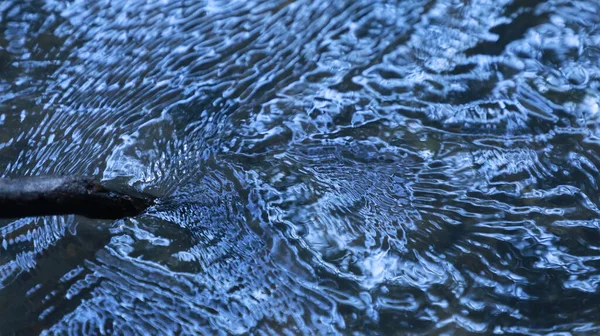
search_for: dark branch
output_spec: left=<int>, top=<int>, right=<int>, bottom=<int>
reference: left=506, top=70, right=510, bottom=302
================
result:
left=0, top=176, right=155, bottom=219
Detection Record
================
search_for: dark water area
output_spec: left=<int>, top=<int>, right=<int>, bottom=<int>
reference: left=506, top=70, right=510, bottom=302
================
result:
left=1, top=0, right=600, bottom=334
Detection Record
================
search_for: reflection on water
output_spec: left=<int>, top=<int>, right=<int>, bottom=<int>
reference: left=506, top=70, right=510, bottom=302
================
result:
left=1, top=0, right=600, bottom=334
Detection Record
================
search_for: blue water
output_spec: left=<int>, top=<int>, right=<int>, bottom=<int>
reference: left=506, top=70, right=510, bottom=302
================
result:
left=1, top=0, right=600, bottom=334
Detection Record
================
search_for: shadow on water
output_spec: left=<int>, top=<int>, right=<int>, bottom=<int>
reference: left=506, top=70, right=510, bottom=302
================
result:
left=2, top=0, right=600, bottom=334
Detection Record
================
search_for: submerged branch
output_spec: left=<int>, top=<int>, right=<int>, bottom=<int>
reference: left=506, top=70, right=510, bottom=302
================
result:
left=0, top=176, right=155, bottom=219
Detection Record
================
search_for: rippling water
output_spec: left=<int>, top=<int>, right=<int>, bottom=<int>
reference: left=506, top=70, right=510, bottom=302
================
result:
left=1, top=0, right=600, bottom=334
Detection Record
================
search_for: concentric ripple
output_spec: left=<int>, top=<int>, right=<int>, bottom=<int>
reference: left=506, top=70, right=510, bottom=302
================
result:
left=1, top=0, right=600, bottom=334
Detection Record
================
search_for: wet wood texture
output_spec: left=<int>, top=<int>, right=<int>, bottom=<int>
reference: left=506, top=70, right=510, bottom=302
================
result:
left=0, top=176, right=154, bottom=219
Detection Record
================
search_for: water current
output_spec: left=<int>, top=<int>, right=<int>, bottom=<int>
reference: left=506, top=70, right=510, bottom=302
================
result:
left=1, top=0, right=600, bottom=334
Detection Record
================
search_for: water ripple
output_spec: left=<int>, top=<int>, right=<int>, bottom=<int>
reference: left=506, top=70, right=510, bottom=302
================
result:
left=2, top=0, right=600, bottom=334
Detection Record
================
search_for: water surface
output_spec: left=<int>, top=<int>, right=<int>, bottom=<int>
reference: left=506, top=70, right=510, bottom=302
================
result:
left=1, top=0, right=600, bottom=334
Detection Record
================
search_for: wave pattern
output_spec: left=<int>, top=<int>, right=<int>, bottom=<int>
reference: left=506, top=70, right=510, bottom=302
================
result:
left=1, top=0, right=600, bottom=334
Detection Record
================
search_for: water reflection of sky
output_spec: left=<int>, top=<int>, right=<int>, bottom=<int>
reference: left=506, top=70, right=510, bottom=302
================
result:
left=1, top=0, right=600, bottom=334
